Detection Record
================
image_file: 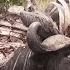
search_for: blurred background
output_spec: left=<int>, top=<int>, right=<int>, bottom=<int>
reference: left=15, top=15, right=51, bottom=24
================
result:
left=0, top=0, right=56, bottom=12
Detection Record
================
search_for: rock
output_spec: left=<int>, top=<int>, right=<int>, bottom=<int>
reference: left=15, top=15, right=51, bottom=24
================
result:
left=42, top=34, right=70, bottom=51
left=8, top=5, right=24, bottom=14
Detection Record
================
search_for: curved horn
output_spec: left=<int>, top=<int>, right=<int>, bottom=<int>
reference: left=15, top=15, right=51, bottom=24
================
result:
left=27, top=22, right=46, bottom=53
left=57, top=0, right=70, bottom=34
left=45, top=2, right=64, bottom=34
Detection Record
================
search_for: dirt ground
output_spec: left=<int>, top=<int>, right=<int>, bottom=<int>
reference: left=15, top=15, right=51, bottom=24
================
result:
left=0, top=11, right=27, bottom=67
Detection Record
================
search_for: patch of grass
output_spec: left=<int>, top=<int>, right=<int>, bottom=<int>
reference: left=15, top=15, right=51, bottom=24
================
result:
left=35, top=0, right=56, bottom=12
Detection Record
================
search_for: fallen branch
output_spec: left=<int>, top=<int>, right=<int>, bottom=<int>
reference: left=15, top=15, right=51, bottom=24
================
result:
left=0, top=26, right=26, bottom=41
left=0, top=20, right=28, bottom=32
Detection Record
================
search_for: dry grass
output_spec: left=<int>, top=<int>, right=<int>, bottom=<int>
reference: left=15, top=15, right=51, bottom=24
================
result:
left=35, top=0, right=56, bottom=12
